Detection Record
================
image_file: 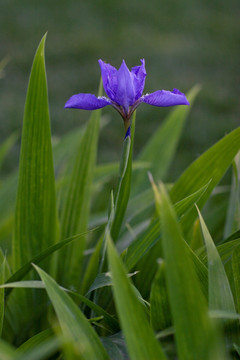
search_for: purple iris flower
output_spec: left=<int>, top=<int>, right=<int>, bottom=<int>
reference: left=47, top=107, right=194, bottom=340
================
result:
left=65, top=59, right=189, bottom=131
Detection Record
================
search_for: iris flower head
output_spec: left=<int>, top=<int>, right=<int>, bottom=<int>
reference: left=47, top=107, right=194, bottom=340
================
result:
left=65, top=59, right=189, bottom=132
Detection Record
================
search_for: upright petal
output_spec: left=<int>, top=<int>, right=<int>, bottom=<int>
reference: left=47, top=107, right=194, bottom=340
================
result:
left=131, top=59, right=147, bottom=101
left=142, top=88, right=189, bottom=107
left=64, top=93, right=111, bottom=110
left=98, top=59, right=118, bottom=101
left=115, top=60, right=135, bottom=112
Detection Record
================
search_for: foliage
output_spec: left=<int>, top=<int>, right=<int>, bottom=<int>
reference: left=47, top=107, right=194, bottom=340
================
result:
left=0, top=35, right=240, bottom=359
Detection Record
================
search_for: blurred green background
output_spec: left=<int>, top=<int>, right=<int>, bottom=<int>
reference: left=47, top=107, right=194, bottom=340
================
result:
left=0, top=0, right=239, bottom=178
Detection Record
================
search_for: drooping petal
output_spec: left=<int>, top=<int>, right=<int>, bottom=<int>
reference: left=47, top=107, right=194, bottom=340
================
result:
left=98, top=59, right=118, bottom=101
left=64, top=93, right=111, bottom=110
left=115, top=60, right=135, bottom=112
left=142, top=88, right=189, bottom=107
left=131, top=59, right=147, bottom=101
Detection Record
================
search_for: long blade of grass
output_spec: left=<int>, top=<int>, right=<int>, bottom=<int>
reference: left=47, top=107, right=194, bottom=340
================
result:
left=150, top=259, right=171, bottom=332
left=5, top=231, right=95, bottom=298
left=155, top=182, right=224, bottom=360
left=197, top=207, right=236, bottom=312
left=12, top=33, right=58, bottom=271
left=34, top=265, right=109, bottom=360
left=0, top=280, right=119, bottom=332
left=169, top=127, right=240, bottom=236
left=107, top=231, right=167, bottom=360
left=132, top=85, right=200, bottom=193
left=15, top=337, right=60, bottom=360
left=198, top=210, right=239, bottom=351
left=16, top=328, right=53, bottom=353
left=224, top=152, right=240, bottom=237
left=0, top=258, right=5, bottom=335
left=124, top=181, right=209, bottom=270
left=232, top=247, right=240, bottom=313
left=197, top=238, right=240, bottom=266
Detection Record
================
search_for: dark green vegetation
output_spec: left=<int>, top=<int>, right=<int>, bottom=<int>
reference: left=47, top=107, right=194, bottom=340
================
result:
left=0, top=0, right=239, bottom=177
left=0, top=34, right=240, bottom=359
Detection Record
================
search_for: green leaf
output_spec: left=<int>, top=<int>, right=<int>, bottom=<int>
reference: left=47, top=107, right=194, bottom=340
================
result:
left=5, top=231, right=95, bottom=298
left=232, top=246, right=240, bottom=313
left=15, top=328, right=60, bottom=360
left=197, top=207, right=236, bottom=313
left=224, top=152, right=240, bottom=237
left=16, top=328, right=53, bottom=354
left=12, top=33, right=58, bottom=271
left=124, top=182, right=209, bottom=271
left=197, top=238, right=240, bottom=266
left=170, top=127, right=240, bottom=236
left=155, top=183, right=224, bottom=360
left=81, top=236, right=104, bottom=295
left=0, top=280, right=119, bottom=332
left=107, top=232, right=167, bottom=360
left=34, top=265, right=109, bottom=360
left=150, top=259, right=172, bottom=332
left=132, top=85, right=200, bottom=193
left=59, top=85, right=101, bottom=289
left=233, top=343, right=240, bottom=356
left=0, top=258, right=6, bottom=336
left=16, top=337, right=60, bottom=360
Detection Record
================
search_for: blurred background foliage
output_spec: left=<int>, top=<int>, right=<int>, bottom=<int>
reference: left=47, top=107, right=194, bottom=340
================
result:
left=0, top=0, right=239, bottom=178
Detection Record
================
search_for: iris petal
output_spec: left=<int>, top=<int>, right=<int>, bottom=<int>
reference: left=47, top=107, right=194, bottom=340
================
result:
left=142, top=88, right=189, bottom=107
left=64, top=93, right=111, bottom=110
left=98, top=59, right=118, bottom=101
left=115, top=60, right=135, bottom=112
left=131, top=59, right=147, bottom=101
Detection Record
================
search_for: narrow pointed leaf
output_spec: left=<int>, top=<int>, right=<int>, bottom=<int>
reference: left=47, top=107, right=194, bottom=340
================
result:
left=150, top=259, right=172, bottom=331
left=232, top=247, right=240, bottom=313
left=12, top=34, right=58, bottom=271
left=155, top=183, right=223, bottom=360
left=124, top=182, right=209, bottom=270
left=0, top=258, right=5, bottom=335
left=197, top=207, right=236, bottom=312
left=169, top=127, right=240, bottom=235
left=16, top=328, right=53, bottom=353
left=0, top=280, right=119, bottom=332
left=81, top=236, right=104, bottom=295
left=107, top=232, right=166, bottom=360
left=5, top=231, right=94, bottom=298
left=224, top=152, right=240, bottom=237
left=16, top=338, right=60, bottom=360
left=34, top=265, right=109, bottom=360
